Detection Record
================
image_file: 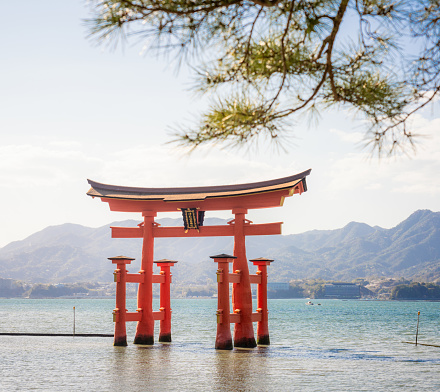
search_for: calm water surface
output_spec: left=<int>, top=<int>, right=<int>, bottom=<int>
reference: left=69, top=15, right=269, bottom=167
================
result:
left=0, top=299, right=439, bottom=391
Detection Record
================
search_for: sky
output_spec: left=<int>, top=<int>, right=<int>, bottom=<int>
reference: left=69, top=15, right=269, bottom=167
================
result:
left=0, top=1, right=439, bottom=248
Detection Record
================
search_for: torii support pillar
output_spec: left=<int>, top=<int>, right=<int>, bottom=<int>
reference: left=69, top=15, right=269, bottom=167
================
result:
left=134, top=211, right=156, bottom=345
left=109, top=256, right=135, bottom=346
left=232, top=208, right=256, bottom=348
left=250, top=257, right=273, bottom=345
left=211, top=254, right=236, bottom=350
left=154, top=259, right=177, bottom=342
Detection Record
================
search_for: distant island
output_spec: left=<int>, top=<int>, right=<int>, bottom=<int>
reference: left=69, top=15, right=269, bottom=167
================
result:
left=390, top=282, right=440, bottom=300
left=2, top=276, right=440, bottom=300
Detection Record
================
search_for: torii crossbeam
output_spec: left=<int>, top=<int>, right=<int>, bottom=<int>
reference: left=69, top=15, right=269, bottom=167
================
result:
left=87, top=169, right=311, bottom=348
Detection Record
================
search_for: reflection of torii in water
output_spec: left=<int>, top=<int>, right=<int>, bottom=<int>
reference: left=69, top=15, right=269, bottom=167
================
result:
left=87, top=169, right=311, bottom=349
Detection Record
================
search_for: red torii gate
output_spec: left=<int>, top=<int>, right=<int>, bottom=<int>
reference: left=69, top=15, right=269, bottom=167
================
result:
left=87, top=169, right=311, bottom=348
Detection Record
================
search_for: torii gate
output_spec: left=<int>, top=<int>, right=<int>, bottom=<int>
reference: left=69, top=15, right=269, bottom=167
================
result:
left=87, top=169, right=311, bottom=348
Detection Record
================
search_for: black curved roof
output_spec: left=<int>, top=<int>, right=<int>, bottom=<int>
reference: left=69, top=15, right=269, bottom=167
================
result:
left=87, top=169, right=311, bottom=201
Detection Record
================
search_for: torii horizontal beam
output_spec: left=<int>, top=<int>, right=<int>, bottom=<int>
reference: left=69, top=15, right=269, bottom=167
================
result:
left=111, top=222, right=282, bottom=238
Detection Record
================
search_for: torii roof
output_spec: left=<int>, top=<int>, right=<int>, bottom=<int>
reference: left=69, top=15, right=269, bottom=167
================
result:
left=86, top=169, right=311, bottom=213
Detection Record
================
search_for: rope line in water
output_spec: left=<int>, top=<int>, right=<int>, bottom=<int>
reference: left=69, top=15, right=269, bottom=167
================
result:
left=0, top=332, right=113, bottom=337
left=402, top=341, right=440, bottom=348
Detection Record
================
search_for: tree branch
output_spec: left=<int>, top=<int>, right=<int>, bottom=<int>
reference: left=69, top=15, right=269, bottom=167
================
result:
left=250, top=0, right=281, bottom=7
left=326, top=0, right=349, bottom=101
left=267, top=0, right=295, bottom=110
left=117, top=0, right=244, bottom=17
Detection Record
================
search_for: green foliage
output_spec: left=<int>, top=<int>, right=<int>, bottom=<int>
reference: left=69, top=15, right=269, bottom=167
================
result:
left=390, top=282, right=440, bottom=300
left=268, top=284, right=304, bottom=298
left=303, top=280, right=326, bottom=298
left=179, top=96, right=283, bottom=148
left=286, top=279, right=326, bottom=298
left=87, top=0, right=440, bottom=155
left=28, top=284, right=89, bottom=299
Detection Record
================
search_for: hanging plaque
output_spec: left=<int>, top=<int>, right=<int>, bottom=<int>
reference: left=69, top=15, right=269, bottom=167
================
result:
left=182, top=208, right=199, bottom=232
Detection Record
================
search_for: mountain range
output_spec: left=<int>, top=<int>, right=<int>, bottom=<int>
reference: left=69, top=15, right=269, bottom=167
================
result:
left=0, top=210, right=439, bottom=284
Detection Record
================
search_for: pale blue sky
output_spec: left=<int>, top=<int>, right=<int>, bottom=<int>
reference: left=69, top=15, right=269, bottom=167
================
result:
left=0, top=1, right=439, bottom=247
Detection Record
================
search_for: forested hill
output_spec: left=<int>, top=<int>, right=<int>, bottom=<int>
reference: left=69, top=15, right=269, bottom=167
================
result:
left=0, top=210, right=439, bottom=284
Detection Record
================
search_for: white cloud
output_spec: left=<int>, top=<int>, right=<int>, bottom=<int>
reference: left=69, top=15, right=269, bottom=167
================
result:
left=0, top=143, right=102, bottom=188
left=329, top=128, right=365, bottom=144
left=364, top=183, right=382, bottom=191
left=324, top=114, right=440, bottom=197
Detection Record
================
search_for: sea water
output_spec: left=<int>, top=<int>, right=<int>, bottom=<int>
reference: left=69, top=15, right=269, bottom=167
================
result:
left=0, top=299, right=439, bottom=391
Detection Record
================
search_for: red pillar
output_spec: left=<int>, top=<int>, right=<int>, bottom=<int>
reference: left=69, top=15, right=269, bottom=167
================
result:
left=211, top=254, right=235, bottom=350
left=250, top=257, right=273, bottom=345
left=134, top=211, right=156, bottom=345
left=108, top=256, right=134, bottom=346
left=232, top=208, right=256, bottom=348
left=154, top=259, right=177, bottom=342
